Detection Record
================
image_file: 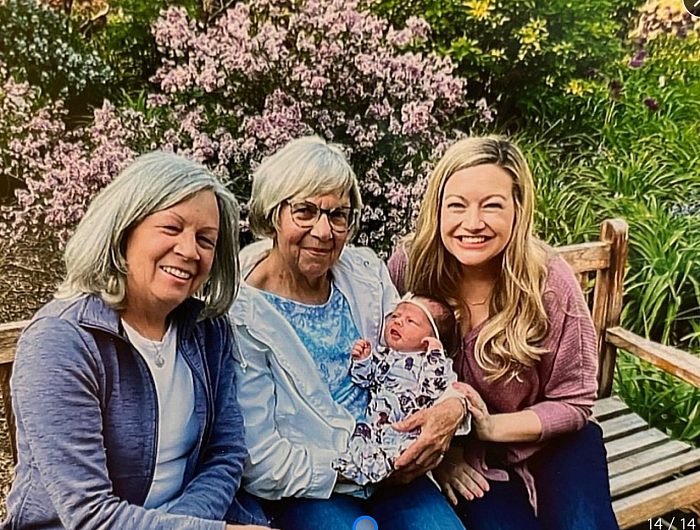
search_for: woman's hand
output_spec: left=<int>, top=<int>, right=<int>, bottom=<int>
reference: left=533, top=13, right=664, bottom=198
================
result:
left=226, top=525, right=271, bottom=530
left=453, top=382, right=495, bottom=441
left=390, top=398, right=465, bottom=483
left=433, top=446, right=490, bottom=505
left=452, top=382, right=542, bottom=443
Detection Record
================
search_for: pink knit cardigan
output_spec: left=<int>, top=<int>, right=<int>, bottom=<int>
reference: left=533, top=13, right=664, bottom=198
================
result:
left=387, top=248, right=599, bottom=511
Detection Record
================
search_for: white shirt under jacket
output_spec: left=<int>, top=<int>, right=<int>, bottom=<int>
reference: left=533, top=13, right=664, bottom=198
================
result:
left=230, top=240, right=400, bottom=500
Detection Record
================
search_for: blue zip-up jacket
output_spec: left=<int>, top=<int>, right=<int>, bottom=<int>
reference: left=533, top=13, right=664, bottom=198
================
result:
left=1, top=295, right=265, bottom=530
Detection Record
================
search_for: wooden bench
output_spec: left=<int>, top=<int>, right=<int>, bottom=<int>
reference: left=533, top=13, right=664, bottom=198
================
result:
left=1, top=218, right=700, bottom=527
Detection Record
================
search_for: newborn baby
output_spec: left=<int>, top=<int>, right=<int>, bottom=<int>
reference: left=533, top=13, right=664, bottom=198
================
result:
left=332, top=293, right=463, bottom=485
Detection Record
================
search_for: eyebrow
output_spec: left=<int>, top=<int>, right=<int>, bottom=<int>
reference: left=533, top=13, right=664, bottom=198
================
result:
left=444, top=193, right=508, bottom=201
left=298, top=200, right=352, bottom=209
left=160, top=210, right=219, bottom=233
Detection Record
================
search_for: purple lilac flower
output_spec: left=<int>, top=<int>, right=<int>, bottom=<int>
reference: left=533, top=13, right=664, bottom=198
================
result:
left=644, top=97, right=659, bottom=111
left=629, top=50, right=647, bottom=68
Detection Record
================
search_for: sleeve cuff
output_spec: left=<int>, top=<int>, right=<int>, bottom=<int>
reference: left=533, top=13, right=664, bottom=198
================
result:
left=309, top=447, right=342, bottom=498
left=527, top=401, right=588, bottom=441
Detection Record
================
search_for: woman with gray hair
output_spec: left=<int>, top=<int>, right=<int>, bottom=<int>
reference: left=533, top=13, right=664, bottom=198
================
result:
left=231, top=136, right=468, bottom=530
left=2, top=152, right=269, bottom=530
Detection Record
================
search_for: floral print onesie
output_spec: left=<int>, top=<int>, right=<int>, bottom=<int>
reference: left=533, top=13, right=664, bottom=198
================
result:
left=332, top=344, right=459, bottom=485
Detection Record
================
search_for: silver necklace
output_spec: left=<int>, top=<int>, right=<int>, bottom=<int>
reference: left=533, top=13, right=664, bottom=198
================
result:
left=148, top=333, right=166, bottom=369
left=153, top=343, right=166, bottom=369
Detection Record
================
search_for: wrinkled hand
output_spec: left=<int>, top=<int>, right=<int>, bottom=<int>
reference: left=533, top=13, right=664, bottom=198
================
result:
left=421, top=336, right=443, bottom=352
left=351, top=339, right=371, bottom=360
left=389, top=398, right=464, bottom=484
left=433, top=446, right=490, bottom=505
left=453, top=382, right=494, bottom=441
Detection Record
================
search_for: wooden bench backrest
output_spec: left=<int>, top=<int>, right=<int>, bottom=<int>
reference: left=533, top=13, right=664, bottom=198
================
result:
left=0, top=219, right=630, bottom=463
left=0, top=319, right=27, bottom=462
left=555, top=219, right=629, bottom=397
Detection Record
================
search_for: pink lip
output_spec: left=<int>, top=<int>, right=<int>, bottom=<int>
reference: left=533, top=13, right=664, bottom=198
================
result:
left=305, top=248, right=332, bottom=254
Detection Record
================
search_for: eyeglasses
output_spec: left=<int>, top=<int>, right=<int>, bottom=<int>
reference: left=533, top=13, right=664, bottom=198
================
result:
left=284, top=200, right=357, bottom=233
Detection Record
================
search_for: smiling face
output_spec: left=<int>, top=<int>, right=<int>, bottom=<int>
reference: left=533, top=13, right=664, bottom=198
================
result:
left=123, top=190, right=220, bottom=320
left=440, top=164, right=515, bottom=272
left=384, top=302, right=435, bottom=352
left=274, top=192, right=350, bottom=282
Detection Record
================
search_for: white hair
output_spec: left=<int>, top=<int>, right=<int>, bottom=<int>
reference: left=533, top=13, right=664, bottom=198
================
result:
left=56, top=151, right=240, bottom=318
left=248, top=136, right=363, bottom=239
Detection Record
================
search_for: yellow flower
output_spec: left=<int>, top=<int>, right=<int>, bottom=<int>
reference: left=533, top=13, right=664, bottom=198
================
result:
left=466, top=0, right=494, bottom=21
left=565, top=79, right=593, bottom=97
left=517, top=18, right=548, bottom=59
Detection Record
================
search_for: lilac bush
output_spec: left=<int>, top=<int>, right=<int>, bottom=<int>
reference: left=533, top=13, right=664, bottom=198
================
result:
left=149, top=0, right=473, bottom=252
left=2, top=0, right=476, bottom=254
left=0, top=65, right=230, bottom=243
left=0, top=72, right=137, bottom=243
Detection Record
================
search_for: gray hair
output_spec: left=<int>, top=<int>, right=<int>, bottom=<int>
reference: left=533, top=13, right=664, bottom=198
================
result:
left=56, top=151, right=240, bottom=318
left=248, top=136, right=363, bottom=239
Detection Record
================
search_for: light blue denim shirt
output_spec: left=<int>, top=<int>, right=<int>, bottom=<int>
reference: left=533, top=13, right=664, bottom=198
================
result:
left=230, top=241, right=400, bottom=500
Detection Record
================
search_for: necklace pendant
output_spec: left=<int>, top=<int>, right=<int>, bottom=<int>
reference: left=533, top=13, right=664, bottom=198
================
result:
left=154, top=354, right=165, bottom=369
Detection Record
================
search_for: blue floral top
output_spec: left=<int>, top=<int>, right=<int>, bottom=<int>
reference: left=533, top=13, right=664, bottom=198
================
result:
left=261, top=282, right=368, bottom=421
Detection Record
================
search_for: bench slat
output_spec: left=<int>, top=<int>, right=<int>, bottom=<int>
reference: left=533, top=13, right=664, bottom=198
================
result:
left=0, top=320, right=27, bottom=365
left=613, top=469, right=700, bottom=528
left=606, top=429, right=667, bottom=462
left=557, top=241, right=611, bottom=273
left=608, top=441, right=692, bottom=479
left=610, top=449, right=700, bottom=498
left=0, top=363, right=16, bottom=463
left=600, top=413, right=648, bottom=442
left=593, top=396, right=629, bottom=421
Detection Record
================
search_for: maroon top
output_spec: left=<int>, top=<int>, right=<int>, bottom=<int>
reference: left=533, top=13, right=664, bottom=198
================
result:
left=387, top=248, right=599, bottom=511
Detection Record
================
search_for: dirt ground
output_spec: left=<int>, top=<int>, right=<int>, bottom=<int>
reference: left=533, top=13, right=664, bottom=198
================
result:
left=0, top=232, right=64, bottom=519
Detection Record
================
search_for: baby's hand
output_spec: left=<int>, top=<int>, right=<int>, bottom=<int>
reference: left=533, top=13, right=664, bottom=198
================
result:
left=422, top=336, right=443, bottom=352
left=352, top=339, right=372, bottom=360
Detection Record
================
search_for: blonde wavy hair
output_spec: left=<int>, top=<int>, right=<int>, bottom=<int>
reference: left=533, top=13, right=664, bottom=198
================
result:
left=407, top=136, right=550, bottom=383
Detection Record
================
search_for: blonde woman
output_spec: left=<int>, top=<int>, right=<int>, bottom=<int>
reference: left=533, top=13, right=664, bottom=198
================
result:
left=388, top=136, right=619, bottom=530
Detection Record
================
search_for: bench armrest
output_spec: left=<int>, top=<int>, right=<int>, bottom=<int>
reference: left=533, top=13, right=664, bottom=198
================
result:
left=606, top=326, right=700, bottom=389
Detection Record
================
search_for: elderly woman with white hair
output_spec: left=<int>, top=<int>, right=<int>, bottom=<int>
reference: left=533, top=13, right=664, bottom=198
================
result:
left=2, top=152, right=269, bottom=530
left=231, top=136, right=468, bottom=530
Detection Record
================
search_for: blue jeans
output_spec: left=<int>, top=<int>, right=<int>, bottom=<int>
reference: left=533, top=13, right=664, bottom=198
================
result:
left=225, top=489, right=271, bottom=526
left=455, top=422, right=619, bottom=530
left=262, top=476, right=467, bottom=530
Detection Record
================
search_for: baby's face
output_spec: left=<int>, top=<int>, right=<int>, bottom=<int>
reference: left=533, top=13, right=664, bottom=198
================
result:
left=384, top=302, right=434, bottom=352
